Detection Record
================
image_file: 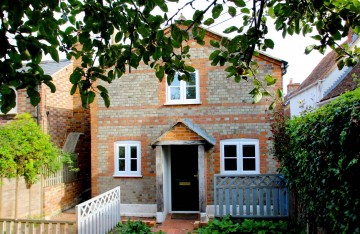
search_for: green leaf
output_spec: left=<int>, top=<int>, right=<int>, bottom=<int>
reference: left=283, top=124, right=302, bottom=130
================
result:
left=253, top=91, right=263, bottom=103
left=240, top=8, right=250, bottom=14
left=228, top=6, right=236, bottom=17
left=305, top=45, right=315, bottom=55
left=70, top=69, right=82, bottom=84
left=155, top=64, right=165, bottom=80
left=209, top=50, right=221, bottom=60
left=45, top=81, right=56, bottom=93
left=233, top=0, right=246, bottom=7
left=87, top=91, right=96, bottom=104
left=269, top=101, right=276, bottom=110
left=100, top=91, right=110, bottom=108
left=223, top=26, right=238, bottom=34
left=97, top=85, right=108, bottom=94
left=204, top=18, right=215, bottom=26
left=276, top=88, right=283, bottom=99
left=212, top=4, right=223, bottom=19
left=115, top=32, right=123, bottom=43
left=49, top=47, right=59, bottom=62
left=70, top=84, right=77, bottom=95
left=264, top=39, right=274, bottom=49
left=265, top=74, right=277, bottom=86
left=185, top=66, right=195, bottom=72
left=311, top=35, right=322, bottom=41
left=210, top=40, right=220, bottom=48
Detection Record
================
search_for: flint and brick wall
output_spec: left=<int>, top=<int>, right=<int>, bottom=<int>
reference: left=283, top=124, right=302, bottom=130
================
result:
left=91, top=32, right=283, bottom=206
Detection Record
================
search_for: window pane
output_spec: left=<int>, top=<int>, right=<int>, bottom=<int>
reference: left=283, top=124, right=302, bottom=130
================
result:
left=170, top=87, right=180, bottom=100
left=119, top=159, right=125, bottom=171
left=118, top=146, right=125, bottom=158
left=187, top=73, right=196, bottom=85
left=225, top=158, right=237, bottom=171
left=130, top=146, right=137, bottom=158
left=170, top=73, right=180, bottom=86
left=186, top=87, right=196, bottom=99
left=243, top=158, right=255, bottom=171
left=131, top=159, right=137, bottom=171
left=224, top=145, right=237, bottom=158
left=243, top=145, right=255, bottom=158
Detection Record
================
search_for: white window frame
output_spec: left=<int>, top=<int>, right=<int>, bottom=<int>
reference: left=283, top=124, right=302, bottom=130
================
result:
left=165, top=70, right=200, bottom=105
left=114, top=141, right=142, bottom=177
left=0, top=88, right=18, bottom=115
left=220, top=139, right=260, bottom=175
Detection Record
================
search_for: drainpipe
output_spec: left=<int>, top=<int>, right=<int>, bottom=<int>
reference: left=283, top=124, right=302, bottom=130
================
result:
left=36, top=85, right=40, bottom=125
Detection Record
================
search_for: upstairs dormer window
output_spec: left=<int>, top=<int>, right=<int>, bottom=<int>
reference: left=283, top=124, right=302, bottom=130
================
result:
left=166, top=70, right=200, bottom=105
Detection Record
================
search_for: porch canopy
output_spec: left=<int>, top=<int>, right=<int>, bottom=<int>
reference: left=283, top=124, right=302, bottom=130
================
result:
left=151, top=118, right=216, bottom=146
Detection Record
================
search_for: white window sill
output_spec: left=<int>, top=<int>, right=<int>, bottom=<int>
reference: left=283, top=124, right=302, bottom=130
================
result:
left=113, top=174, right=143, bottom=178
left=0, top=111, right=17, bottom=115
left=220, top=172, right=260, bottom=175
left=164, top=101, right=202, bottom=106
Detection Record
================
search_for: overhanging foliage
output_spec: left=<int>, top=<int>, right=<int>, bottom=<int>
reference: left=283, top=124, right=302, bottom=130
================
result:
left=0, top=0, right=359, bottom=112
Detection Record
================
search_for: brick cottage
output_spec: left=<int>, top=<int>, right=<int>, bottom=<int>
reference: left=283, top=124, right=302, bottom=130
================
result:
left=90, top=27, right=286, bottom=222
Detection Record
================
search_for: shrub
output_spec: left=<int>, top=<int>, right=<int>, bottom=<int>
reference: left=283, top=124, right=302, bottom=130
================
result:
left=195, top=216, right=291, bottom=234
left=0, top=113, right=61, bottom=186
left=109, top=220, right=164, bottom=234
left=273, top=88, right=360, bottom=233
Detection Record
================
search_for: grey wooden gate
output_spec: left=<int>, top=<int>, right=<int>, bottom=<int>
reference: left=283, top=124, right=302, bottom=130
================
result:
left=214, top=174, right=288, bottom=218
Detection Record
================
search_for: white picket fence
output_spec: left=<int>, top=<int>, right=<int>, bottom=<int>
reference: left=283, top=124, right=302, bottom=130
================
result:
left=0, top=218, right=76, bottom=233
left=76, top=186, right=121, bottom=234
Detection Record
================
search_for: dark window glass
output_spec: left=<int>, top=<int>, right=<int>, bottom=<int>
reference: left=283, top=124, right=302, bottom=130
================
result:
left=119, top=159, right=125, bottom=171
left=224, top=145, right=237, bottom=158
left=243, top=145, right=255, bottom=157
left=119, top=146, right=125, bottom=158
left=187, top=73, right=196, bottom=85
left=131, top=159, right=137, bottom=171
left=130, top=146, right=137, bottom=158
left=225, top=158, right=237, bottom=171
left=186, top=87, right=196, bottom=99
left=243, top=158, right=255, bottom=171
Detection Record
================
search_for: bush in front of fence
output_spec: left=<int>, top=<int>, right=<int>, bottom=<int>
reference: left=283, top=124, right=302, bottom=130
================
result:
left=0, top=113, right=61, bottom=186
left=194, top=215, right=293, bottom=234
left=108, top=220, right=164, bottom=234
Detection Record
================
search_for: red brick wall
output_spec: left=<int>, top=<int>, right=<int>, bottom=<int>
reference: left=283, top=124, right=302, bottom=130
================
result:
left=43, top=179, right=87, bottom=218
left=159, top=123, right=204, bottom=141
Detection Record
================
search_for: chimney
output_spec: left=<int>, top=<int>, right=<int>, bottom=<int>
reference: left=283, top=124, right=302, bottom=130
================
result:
left=287, top=78, right=300, bottom=94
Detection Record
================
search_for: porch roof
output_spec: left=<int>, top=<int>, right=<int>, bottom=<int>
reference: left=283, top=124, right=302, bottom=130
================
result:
left=151, top=118, right=216, bottom=146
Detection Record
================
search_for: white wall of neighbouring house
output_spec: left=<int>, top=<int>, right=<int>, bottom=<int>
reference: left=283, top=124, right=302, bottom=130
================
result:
left=289, top=84, right=319, bottom=117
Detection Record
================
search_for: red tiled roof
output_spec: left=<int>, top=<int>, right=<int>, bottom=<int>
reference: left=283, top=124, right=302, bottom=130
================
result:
left=296, top=50, right=338, bottom=93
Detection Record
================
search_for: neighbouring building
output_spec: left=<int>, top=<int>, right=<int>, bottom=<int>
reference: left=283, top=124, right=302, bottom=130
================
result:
left=0, top=60, right=91, bottom=219
left=90, top=26, right=287, bottom=222
left=286, top=33, right=359, bottom=117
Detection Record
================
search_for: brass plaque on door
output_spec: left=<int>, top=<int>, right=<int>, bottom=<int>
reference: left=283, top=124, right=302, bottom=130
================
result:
left=179, top=182, right=191, bottom=186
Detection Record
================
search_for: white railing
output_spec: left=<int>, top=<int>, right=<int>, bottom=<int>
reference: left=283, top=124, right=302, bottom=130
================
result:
left=76, top=186, right=121, bottom=234
left=0, top=218, right=76, bottom=234
left=44, top=160, right=78, bottom=187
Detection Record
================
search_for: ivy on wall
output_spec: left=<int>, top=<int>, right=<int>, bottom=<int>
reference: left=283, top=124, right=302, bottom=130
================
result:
left=272, top=88, right=360, bottom=233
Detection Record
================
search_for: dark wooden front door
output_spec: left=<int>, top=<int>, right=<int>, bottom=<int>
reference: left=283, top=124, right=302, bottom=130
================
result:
left=171, top=145, right=199, bottom=211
